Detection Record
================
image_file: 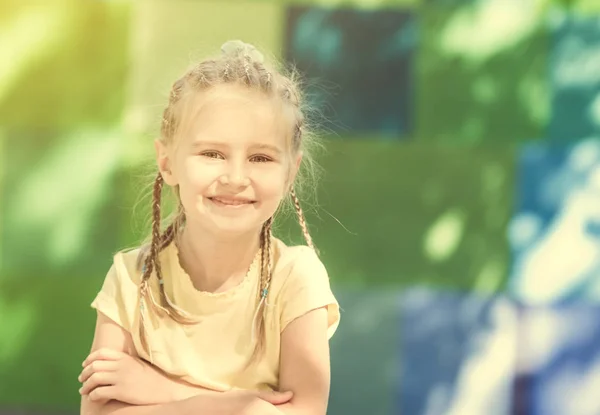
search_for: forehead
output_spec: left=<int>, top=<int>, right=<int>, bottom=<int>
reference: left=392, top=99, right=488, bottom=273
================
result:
left=180, top=85, right=288, bottom=147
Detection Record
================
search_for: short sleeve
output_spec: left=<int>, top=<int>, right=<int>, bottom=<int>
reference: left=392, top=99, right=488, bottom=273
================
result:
left=278, top=247, right=340, bottom=339
left=91, top=252, right=139, bottom=332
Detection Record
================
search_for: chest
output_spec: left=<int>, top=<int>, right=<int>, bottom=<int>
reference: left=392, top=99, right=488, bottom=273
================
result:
left=134, top=297, right=283, bottom=391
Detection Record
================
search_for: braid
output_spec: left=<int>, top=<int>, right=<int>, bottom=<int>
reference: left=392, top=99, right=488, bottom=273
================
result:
left=251, top=60, right=273, bottom=92
left=137, top=174, right=197, bottom=359
left=159, top=222, right=176, bottom=251
left=161, top=108, right=174, bottom=138
left=263, top=70, right=272, bottom=91
left=290, top=188, right=315, bottom=251
left=223, top=63, right=231, bottom=81
left=149, top=174, right=163, bottom=269
left=188, top=64, right=210, bottom=88
left=137, top=173, right=164, bottom=354
left=248, top=217, right=274, bottom=363
left=161, top=78, right=186, bottom=138
left=243, top=56, right=252, bottom=85
left=169, top=79, right=184, bottom=102
left=261, top=217, right=274, bottom=295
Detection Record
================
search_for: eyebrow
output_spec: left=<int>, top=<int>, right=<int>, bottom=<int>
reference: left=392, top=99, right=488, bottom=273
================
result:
left=191, top=140, right=227, bottom=149
left=192, top=140, right=283, bottom=156
left=251, top=143, right=283, bottom=156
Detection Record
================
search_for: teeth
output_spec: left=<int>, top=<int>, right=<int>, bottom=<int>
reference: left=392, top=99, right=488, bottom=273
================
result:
left=213, top=198, right=250, bottom=206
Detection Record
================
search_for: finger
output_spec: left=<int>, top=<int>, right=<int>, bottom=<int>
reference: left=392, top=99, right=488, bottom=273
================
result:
left=82, top=348, right=127, bottom=366
left=78, top=360, right=118, bottom=383
left=257, top=390, right=293, bottom=405
left=82, top=348, right=127, bottom=367
left=88, top=385, right=120, bottom=403
left=79, top=372, right=116, bottom=396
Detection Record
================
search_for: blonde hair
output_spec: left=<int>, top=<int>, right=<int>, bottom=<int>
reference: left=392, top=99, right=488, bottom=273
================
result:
left=135, top=40, right=321, bottom=363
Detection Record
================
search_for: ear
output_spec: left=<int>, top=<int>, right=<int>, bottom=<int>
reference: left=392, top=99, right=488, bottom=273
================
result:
left=154, top=139, right=178, bottom=186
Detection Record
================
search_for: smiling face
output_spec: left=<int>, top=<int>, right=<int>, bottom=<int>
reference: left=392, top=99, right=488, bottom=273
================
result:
left=156, top=84, right=300, bottom=237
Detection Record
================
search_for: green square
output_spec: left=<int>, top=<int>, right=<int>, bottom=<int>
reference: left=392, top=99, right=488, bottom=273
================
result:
left=0, top=275, right=100, bottom=410
left=0, top=130, right=125, bottom=279
left=284, top=0, right=420, bottom=7
left=0, top=2, right=131, bottom=129
left=277, top=139, right=516, bottom=293
left=544, top=0, right=600, bottom=14
left=0, top=130, right=4, bottom=272
left=416, top=3, right=550, bottom=143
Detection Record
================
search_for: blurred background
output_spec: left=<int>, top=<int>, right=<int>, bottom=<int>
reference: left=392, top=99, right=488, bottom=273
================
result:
left=1, top=0, right=600, bottom=414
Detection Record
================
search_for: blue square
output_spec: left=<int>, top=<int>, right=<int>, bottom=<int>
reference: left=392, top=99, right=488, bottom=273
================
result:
left=398, top=288, right=516, bottom=415
left=284, top=6, right=417, bottom=137
left=548, top=13, right=600, bottom=141
left=515, top=306, right=600, bottom=415
left=328, top=289, right=401, bottom=415
left=509, top=140, right=600, bottom=304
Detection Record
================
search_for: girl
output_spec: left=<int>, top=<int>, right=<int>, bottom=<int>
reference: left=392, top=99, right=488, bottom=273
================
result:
left=78, top=40, right=340, bottom=415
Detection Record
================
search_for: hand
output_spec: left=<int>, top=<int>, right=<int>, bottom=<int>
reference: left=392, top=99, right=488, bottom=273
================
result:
left=79, top=348, right=174, bottom=405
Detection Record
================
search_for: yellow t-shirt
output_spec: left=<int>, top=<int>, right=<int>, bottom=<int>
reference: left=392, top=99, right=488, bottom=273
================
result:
left=91, top=237, right=340, bottom=392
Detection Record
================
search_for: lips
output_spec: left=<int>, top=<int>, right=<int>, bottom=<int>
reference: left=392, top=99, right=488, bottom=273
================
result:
left=208, top=197, right=256, bottom=206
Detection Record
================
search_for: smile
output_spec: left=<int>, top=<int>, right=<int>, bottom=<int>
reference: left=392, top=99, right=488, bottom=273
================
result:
left=208, top=197, right=256, bottom=207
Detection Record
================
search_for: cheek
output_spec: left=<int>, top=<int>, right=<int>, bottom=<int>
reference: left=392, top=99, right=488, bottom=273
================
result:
left=179, top=158, right=220, bottom=189
left=253, top=167, right=288, bottom=196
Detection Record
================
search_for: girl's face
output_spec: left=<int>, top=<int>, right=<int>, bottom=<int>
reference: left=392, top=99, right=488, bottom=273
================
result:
left=156, top=85, right=300, bottom=237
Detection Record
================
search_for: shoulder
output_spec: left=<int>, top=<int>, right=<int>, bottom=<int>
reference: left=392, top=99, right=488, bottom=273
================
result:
left=92, top=245, right=147, bottom=330
left=271, top=238, right=330, bottom=296
left=272, top=238, right=326, bottom=281
left=270, top=238, right=340, bottom=337
left=108, top=242, right=177, bottom=291
left=108, top=245, right=146, bottom=287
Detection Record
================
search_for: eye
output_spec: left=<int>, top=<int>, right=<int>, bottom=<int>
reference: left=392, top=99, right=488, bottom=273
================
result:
left=200, top=151, right=224, bottom=160
left=250, top=154, right=272, bottom=163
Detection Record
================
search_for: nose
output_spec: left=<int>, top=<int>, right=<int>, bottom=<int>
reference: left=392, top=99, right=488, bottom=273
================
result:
left=219, top=161, right=250, bottom=188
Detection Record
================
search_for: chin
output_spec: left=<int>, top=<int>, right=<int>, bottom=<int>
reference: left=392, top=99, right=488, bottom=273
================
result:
left=210, top=222, right=266, bottom=238
left=190, top=213, right=265, bottom=235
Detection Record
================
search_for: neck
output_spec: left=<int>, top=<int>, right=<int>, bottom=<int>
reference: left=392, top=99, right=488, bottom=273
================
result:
left=176, top=222, right=262, bottom=293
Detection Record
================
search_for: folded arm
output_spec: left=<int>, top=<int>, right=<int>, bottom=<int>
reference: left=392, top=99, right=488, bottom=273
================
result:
left=275, top=307, right=332, bottom=415
left=80, top=311, right=289, bottom=415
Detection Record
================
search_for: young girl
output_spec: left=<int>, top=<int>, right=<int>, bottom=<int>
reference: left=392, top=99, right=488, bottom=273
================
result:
left=78, top=40, right=340, bottom=415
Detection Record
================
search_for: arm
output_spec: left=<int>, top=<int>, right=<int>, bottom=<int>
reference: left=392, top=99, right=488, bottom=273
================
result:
left=81, top=395, right=209, bottom=415
left=275, top=307, right=332, bottom=415
left=80, top=311, right=207, bottom=415
left=80, top=311, right=292, bottom=415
